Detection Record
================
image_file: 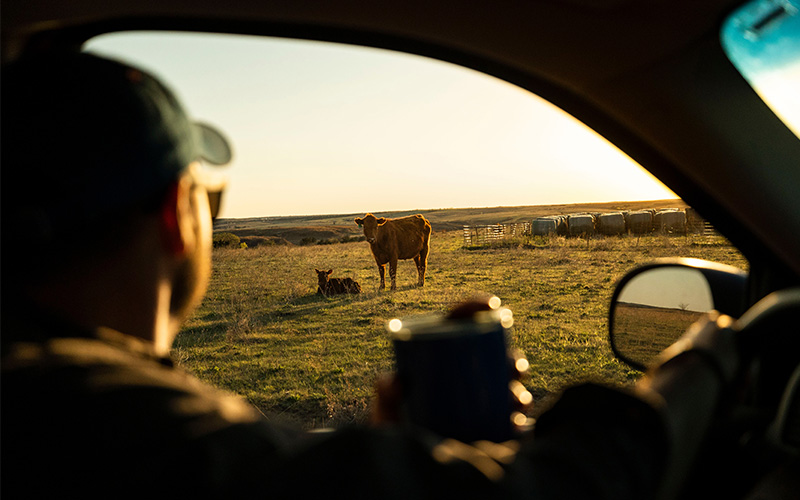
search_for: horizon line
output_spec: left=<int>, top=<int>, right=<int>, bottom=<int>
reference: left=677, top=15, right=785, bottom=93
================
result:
left=215, top=198, right=684, bottom=222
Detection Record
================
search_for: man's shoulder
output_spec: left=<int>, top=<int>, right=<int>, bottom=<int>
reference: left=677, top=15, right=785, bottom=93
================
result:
left=4, top=327, right=161, bottom=370
left=1, top=328, right=300, bottom=497
left=5, top=327, right=178, bottom=384
left=2, top=327, right=260, bottom=426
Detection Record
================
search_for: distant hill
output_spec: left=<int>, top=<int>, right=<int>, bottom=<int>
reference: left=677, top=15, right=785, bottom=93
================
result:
left=213, top=199, right=686, bottom=244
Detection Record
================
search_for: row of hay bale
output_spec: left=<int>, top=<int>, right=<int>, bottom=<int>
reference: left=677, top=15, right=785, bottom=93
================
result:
left=532, top=208, right=707, bottom=237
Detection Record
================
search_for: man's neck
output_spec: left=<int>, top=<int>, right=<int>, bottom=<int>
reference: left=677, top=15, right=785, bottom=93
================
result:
left=21, top=268, right=166, bottom=351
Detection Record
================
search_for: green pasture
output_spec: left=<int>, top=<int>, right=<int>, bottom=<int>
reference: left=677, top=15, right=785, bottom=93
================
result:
left=176, top=230, right=747, bottom=429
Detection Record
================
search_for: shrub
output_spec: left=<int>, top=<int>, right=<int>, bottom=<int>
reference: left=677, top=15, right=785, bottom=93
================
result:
left=240, top=236, right=275, bottom=248
left=340, top=235, right=366, bottom=244
left=213, top=232, right=241, bottom=248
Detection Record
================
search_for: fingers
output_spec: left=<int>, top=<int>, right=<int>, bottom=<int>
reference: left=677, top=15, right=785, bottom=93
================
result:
left=510, top=380, right=533, bottom=409
left=371, top=372, right=402, bottom=426
left=509, top=348, right=530, bottom=380
left=446, top=294, right=502, bottom=319
left=653, top=311, right=739, bottom=385
left=379, top=296, right=536, bottom=436
left=509, top=349, right=535, bottom=433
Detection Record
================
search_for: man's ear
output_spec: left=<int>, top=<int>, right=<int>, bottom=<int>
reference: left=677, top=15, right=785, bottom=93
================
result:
left=160, top=176, right=195, bottom=256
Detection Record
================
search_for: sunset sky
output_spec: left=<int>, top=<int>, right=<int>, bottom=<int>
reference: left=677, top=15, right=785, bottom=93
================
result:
left=86, top=31, right=677, bottom=219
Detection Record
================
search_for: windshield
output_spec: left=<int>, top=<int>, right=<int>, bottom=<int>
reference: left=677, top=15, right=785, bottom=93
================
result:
left=84, top=32, right=747, bottom=429
left=722, top=0, right=800, bottom=139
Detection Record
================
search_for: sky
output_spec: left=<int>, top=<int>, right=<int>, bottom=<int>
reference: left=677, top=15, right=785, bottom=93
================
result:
left=85, top=31, right=677, bottom=219
left=618, top=267, right=714, bottom=312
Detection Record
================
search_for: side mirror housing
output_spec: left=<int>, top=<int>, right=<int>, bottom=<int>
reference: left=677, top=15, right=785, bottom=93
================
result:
left=609, top=258, right=747, bottom=371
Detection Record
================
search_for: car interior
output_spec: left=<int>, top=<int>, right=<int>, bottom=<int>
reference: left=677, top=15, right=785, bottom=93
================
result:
left=3, top=0, right=800, bottom=497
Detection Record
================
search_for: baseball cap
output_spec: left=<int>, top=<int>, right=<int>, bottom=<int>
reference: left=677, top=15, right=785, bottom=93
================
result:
left=2, top=51, right=232, bottom=242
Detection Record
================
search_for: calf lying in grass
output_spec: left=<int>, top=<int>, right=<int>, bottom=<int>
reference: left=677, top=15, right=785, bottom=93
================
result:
left=315, top=269, right=362, bottom=296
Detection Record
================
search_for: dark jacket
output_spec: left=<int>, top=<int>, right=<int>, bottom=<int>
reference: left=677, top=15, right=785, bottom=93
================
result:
left=2, top=315, right=666, bottom=499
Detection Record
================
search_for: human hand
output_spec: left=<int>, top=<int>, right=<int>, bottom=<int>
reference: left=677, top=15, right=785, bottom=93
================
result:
left=372, top=295, right=535, bottom=434
left=372, top=350, right=533, bottom=427
left=371, top=372, right=403, bottom=425
left=651, top=311, right=739, bottom=386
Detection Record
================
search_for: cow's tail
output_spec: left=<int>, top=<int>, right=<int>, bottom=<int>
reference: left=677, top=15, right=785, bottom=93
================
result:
left=421, top=216, right=432, bottom=242
left=422, top=217, right=432, bottom=251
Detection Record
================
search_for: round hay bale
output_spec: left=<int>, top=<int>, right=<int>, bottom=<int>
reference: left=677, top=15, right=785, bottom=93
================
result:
left=627, top=210, right=654, bottom=234
left=568, top=214, right=595, bottom=236
left=598, top=212, right=625, bottom=235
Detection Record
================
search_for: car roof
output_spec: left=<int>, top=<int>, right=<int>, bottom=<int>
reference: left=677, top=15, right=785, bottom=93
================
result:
left=4, top=0, right=800, bottom=281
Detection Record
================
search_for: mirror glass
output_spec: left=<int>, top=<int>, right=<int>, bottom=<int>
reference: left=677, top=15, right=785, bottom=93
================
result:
left=612, top=267, right=714, bottom=368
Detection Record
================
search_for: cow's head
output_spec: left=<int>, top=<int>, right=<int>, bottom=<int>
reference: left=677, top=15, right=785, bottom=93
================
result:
left=315, top=268, right=333, bottom=287
left=355, top=213, right=387, bottom=244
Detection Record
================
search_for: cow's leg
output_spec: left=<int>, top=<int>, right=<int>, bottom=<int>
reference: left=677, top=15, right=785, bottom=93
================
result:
left=389, top=258, right=398, bottom=290
left=378, top=264, right=386, bottom=290
left=416, top=246, right=429, bottom=287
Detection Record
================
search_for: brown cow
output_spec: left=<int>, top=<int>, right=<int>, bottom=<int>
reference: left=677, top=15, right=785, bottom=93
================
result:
left=354, top=213, right=431, bottom=290
left=315, top=269, right=362, bottom=296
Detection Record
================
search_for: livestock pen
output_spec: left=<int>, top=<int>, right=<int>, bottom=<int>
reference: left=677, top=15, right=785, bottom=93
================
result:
left=462, top=222, right=531, bottom=246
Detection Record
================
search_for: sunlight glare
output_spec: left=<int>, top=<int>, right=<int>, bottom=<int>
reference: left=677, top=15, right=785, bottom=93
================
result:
left=388, top=318, right=403, bottom=333
left=499, top=309, right=514, bottom=329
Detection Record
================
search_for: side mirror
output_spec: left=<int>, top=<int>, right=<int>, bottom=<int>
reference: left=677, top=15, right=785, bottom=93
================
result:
left=609, top=258, right=747, bottom=371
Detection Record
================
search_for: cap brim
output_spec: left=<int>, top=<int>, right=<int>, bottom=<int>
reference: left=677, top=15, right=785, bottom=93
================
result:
left=194, top=122, right=232, bottom=166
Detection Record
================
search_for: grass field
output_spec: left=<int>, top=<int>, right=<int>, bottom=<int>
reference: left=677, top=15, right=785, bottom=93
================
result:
left=176, top=223, right=747, bottom=430
left=613, top=303, right=706, bottom=366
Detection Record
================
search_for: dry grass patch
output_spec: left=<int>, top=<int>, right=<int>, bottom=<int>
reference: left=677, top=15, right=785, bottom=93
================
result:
left=177, top=230, right=747, bottom=428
